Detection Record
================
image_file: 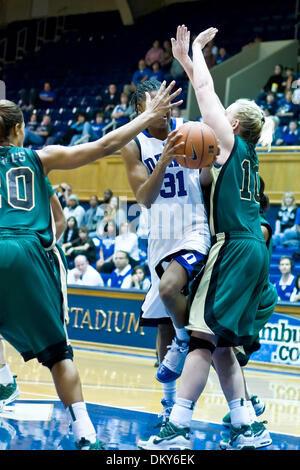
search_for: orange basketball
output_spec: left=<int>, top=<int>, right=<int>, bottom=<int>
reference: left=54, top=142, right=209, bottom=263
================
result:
left=175, top=121, right=219, bottom=169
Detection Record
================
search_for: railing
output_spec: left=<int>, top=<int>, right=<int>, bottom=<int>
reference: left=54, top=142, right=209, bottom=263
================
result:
left=16, top=27, right=27, bottom=61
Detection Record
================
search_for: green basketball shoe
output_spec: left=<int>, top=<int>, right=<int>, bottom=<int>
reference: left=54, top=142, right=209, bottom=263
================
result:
left=251, top=421, right=272, bottom=448
left=138, top=421, right=192, bottom=450
left=75, top=438, right=106, bottom=450
left=219, top=424, right=255, bottom=450
left=0, top=376, right=20, bottom=412
left=222, top=395, right=266, bottom=428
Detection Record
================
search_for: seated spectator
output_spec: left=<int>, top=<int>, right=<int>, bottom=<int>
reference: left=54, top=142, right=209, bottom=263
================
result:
left=145, top=40, right=164, bottom=67
left=274, top=256, right=296, bottom=302
left=63, top=194, right=86, bottom=228
left=68, top=112, right=91, bottom=146
left=67, top=254, right=104, bottom=287
left=276, top=90, right=300, bottom=126
left=24, top=114, right=52, bottom=147
left=111, top=93, right=133, bottom=127
left=84, top=195, right=100, bottom=236
left=26, top=113, right=39, bottom=132
left=124, top=59, right=151, bottom=96
left=96, top=220, right=116, bottom=273
left=114, top=221, right=140, bottom=266
left=107, top=251, right=132, bottom=289
left=216, top=47, right=230, bottom=65
left=282, top=67, right=295, bottom=93
left=166, top=58, right=186, bottom=81
left=62, top=216, right=79, bottom=247
left=291, top=274, right=300, bottom=302
left=148, top=61, right=164, bottom=82
left=259, top=92, right=278, bottom=116
left=261, top=64, right=285, bottom=95
left=292, top=77, right=300, bottom=104
left=89, top=112, right=106, bottom=140
left=162, top=40, right=173, bottom=71
left=97, top=195, right=127, bottom=235
left=273, top=191, right=298, bottom=246
left=130, top=265, right=151, bottom=291
left=171, top=107, right=181, bottom=118
left=64, top=225, right=97, bottom=267
left=54, top=182, right=72, bottom=209
left=38, top=81, right=56, bottom=108
left=275, top=121, right=300, bottom=146
left=102, top=84, right=120, bottom=119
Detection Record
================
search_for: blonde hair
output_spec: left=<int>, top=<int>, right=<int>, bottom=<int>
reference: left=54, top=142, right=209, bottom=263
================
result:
left=233, top=99, right=274, bottom=151
left=281, top=191, right=297, bottom=210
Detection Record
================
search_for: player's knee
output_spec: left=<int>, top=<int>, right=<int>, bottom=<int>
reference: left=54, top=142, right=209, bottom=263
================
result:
left=188, top=336, right=216, bottom=354
left=42, top=345, right=74, bottom=370
left=159, top=279, right=178, bottom=304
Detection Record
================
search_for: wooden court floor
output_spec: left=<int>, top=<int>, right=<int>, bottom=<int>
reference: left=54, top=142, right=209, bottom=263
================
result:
left=1, top=340, right=299, bottom=450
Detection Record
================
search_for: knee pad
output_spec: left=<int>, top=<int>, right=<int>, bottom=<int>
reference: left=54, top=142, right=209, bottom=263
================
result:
left=188, top=336, right=216, bottom=354
left=42, top=345, right=74, bottom=370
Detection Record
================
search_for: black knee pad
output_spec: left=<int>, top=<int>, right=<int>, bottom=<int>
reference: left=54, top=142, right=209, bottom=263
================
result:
left=188, top=336, right=216, bottom=354
left=42, top=345, right=74, bottom=370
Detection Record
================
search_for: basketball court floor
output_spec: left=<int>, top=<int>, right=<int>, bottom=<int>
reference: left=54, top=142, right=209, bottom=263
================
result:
left=0, top=340, right=299, bottom=451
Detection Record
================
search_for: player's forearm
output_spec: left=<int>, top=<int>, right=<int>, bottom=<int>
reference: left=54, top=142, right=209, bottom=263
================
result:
left=135, top=160, right=169, bottom=208
left=178, top=55, right=195, bottom=86
left=192, top=43, right=215, bottom=93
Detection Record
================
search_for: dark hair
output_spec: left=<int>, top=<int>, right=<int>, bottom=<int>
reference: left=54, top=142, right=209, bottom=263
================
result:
left=259, top=176, right=269, bottom=214
left=78, top=225, right=89, bottom=234
left=132, top=265, right=147, bottom=278
left=130, top=80, right=162, bottom=113
left=0, top=100, right=23, bottom=142
left=67, top=216, right=78, bottom=227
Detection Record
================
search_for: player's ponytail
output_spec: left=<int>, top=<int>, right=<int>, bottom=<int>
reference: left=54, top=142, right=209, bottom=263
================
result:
left=258, top=115, right=275, bottom=152
left=0, top=100, right=23, bottom=142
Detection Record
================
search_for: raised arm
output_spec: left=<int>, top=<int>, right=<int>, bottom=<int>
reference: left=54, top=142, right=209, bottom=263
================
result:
left=37, top=81, right=182, bottom=175
left=192, top=28, right=234, bottom=162
left=122, top=130, right=184, bottom=208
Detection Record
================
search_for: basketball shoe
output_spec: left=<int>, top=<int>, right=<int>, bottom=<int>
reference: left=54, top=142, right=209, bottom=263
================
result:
left=251, top=421, right=272, bottom=448
left=219, top=424, right=255, bottom=450
left=0, top=376, right=20, bottom=412
left=75, top=438, right=106, bottom=450
left=222, top=395, right=266, bottom=427
left=154, top=399, right=174, bottom=431
left=156, top=337, right=189, bottom=383
left=137, top=421, right=192, bottom=450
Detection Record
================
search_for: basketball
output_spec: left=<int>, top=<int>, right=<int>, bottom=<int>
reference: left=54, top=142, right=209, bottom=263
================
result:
left=175, top=121, right=219, bottom=169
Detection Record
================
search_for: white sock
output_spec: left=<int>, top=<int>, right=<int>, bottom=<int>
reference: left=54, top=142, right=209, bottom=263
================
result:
left=162, top=381, right=177, bottom=404
left=246, top=400, right=256, bottom=424
left=229, top=398, right=251, bottom=428
left=67, top=402, right=96, bottom=444
left=169, top=397, right=195, bottom=428
left=174, top=326, right=190, bottom=343
left=0, top=364, right=14, bottom=386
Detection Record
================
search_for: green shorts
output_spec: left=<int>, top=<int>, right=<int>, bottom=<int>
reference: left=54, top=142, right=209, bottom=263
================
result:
left=0, top=231, right=72, bottom=366
left=187, top=232, right=270, bottom=347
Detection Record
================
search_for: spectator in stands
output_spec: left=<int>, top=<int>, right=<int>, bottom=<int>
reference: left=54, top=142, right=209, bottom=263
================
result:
left=102, top=84, right=120, bottom=119
left=84, top=195, right=100, bottom=235
left=166, top=58, right=186, bottom=81
left=291, top=274, right=300, bottom=302
left=24, top=114, right=52, bottom=147
left=67, top=254, right=104, bottom=287
left=111, top=93, right=133, bottom=127
left=107, top=251, right=132, bottom=289
left=96, top=220, right=116, bottom=273
left=162, top=40, right=173, bottom=72
left=124, top=59, right=151, bottom=95
left=275, top=90, right=300, bottom=126
left=38, top=81, right=56, bottom=108
left=216, top=47, right=230, bottom=65
left=63, top=194, right=86, bottom=227
left=54, top=182, right=72, bottom=209
left=62, top=216, right=79, bottom=248
left=97, top=195, right=126, bottom=235
left=131, top=265, right=151, bottom=291
left=149, top=61, right=164, bottom=82
left=259, top=92, right=278, bottom=116
left=203, top=39, right=218, bottom=69
left=89, top=112, right=106, bottom=140
left=261, top=64, right=285, bottom=95
left=145, top=40, right=164, bottom=67
left=282, top=67, right=295, bottom=93
left=275, top=120, right=300, bottom=146
left=273, top=191, right=298, bottom=246
left=292, top=77, right=300, bottom=104
left=68, top=112, right=91, bottom=146
left=64, top=225, right=97, bottom=267
left=26, top=113, right=39, bottom=132
left=171, top=107, right=181, bottom=118
left=114, top=221, right=140, bottom=266
left=274, top=256, right=296, bottom=302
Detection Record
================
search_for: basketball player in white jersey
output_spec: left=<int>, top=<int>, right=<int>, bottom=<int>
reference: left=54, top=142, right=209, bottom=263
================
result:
left=121, top=79, right=211, bottom=428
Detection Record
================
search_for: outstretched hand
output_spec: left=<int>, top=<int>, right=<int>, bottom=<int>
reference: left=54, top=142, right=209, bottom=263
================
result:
left=144, top=80, right=183, bottom=121
left=192, top=27, right=218, bottom=50
left=171, top=25, right=190, bottom=62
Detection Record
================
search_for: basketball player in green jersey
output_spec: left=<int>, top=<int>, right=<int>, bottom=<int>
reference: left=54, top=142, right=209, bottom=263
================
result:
left=0, top=81, right=182, bottom=450
left=138, top=26, right=275, bottom=451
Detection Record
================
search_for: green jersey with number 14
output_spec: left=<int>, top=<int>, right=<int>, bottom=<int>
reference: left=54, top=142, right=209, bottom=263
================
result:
left=0, top=146, right=55, bottom=248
